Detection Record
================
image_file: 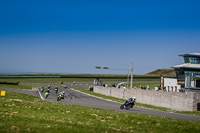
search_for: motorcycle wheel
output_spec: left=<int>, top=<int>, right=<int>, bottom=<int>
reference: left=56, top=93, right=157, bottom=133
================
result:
left=120, top=104, right=124, bottom=109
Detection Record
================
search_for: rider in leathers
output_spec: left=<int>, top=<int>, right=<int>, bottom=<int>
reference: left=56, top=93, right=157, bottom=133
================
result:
left=125, top=97, right=136, bottom=108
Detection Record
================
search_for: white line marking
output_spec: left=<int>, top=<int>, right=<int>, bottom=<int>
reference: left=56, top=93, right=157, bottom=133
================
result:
left=37, top=88, right=45, bottom=100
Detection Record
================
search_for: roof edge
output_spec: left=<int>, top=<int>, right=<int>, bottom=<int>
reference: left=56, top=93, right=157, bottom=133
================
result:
left=179, top=53, right=200, bottom=57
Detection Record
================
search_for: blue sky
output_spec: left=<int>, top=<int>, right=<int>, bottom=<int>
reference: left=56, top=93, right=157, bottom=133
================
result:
left=0, top=0, right=200, bottom=74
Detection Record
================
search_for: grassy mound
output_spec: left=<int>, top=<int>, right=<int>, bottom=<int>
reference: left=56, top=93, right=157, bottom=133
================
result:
left=145, top=69, right=176, bottom=77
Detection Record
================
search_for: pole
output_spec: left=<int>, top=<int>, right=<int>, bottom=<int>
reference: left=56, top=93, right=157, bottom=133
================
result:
left=130, top=63, right=133, bottom=88
left=127, top=69, right=129, bottom=88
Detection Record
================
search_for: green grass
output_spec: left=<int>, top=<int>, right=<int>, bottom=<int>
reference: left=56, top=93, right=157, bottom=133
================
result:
left=0, top=78, right=93, bottom=83
left=0, top=78, right=131, bottom=83
left=0, top=78, right=93, bottom=90
left=146, top=69, right=176, bottom=77
left=0, top=84, right=32, bottom=90
left=0, top=91, right=200, bottom=133
left=0, top=78, right=159, bottom=91
left=74, top=88, right=200, bottom=117
left=0, top=78, right=160, bottom=83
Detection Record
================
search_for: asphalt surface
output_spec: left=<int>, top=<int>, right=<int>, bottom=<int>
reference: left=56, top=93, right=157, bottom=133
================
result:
left=1, top=87, right=200, bottom=122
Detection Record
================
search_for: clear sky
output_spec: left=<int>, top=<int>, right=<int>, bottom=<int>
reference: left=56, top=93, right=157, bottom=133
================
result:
left=0, top=0, right=200, bottom=74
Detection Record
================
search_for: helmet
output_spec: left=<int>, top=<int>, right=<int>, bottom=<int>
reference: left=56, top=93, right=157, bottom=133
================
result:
left=133, top=97, right=136, bottom=101
left=63, top=91, right=65, bottom=93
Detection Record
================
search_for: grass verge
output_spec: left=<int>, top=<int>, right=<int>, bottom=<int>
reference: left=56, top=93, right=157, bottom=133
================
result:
left=0, top=91, right=200, bottom=133
left=0, top=84, right=32, bottom=90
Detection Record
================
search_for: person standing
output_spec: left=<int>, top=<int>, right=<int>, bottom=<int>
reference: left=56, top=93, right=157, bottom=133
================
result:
left=147, top=85, right=150, bottom=90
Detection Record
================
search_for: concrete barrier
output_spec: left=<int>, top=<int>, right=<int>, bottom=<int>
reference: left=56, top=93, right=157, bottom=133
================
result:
left=94, top=86, right=200, bottom=111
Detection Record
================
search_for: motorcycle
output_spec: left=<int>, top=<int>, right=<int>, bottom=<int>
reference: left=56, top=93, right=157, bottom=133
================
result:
left=55, top=88, right=58, bottom=93
left=44, top=92, right=49, bottom=98
left=57, top=94, right=61, bottom=101
left=120, top=101, right=134, bottom=110
left=57, top=94, right=64, bottom=101
left=41, top=88, right=44, bottom=93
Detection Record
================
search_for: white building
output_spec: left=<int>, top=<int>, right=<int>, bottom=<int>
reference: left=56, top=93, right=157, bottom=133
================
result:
left=164, top=78, right=181, bottom=92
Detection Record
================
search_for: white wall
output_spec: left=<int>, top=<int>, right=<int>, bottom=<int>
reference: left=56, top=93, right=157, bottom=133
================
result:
left=94, top=86, right=199, bottom=111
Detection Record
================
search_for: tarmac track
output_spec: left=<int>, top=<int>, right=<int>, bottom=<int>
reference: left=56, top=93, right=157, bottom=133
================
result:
left=1, top=87, right=200, bottom=122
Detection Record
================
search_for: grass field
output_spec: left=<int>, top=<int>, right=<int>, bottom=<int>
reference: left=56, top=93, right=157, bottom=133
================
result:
left=0, top=91, right=200, bottom=133
left=0, top=84, right=32, bottom=90
left=0, top=78, right=160, bottom=91
left=0, top=77, right=160, bottom=83
left=0, top=78, right=94, bottom=83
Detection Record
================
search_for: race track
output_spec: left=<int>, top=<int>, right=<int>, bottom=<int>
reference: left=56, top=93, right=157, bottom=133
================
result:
left=1, top=87, right=200, bottom=121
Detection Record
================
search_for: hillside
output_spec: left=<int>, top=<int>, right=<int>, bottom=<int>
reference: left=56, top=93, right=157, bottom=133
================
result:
left=145, top=69, right=176, bottom=77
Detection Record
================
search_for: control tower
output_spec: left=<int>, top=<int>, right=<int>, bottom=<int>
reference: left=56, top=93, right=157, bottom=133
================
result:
left=172, top=53, right=200, bottom=91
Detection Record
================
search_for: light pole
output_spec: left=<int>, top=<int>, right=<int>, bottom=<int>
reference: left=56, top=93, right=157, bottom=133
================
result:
left=130, top=63, right=133, bottom=89
left=95, top=64, right=133, bottom=88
